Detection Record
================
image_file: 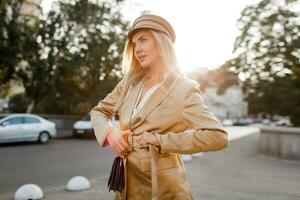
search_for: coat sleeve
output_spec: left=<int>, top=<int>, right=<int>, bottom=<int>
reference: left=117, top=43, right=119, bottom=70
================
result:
left=90, top=75, right=127, bottom=147
left=155, top=81, right=228, bottom=154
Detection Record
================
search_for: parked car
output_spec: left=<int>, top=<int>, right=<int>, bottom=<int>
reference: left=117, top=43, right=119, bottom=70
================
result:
left=275, top=118, right=292, bottom=126
left=251, top=117, right=263, bottom=124
left=234, top=117, right=253, bottom=126
left=262, top=118, right=271, bottom=125
left=73, top=114, right=119, bottom=138
left=0, top=114, right=57, bottom=144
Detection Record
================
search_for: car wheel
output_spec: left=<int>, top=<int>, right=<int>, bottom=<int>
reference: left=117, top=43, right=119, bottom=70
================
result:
left=39, top=132, right=50, bottom=144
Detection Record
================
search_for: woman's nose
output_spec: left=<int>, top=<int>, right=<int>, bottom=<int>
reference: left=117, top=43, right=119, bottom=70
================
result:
left=134, top=43, right=142, bottom=53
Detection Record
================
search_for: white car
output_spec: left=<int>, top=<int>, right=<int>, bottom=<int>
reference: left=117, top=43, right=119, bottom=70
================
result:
left=0, top=114, right=57, bottom=144
left=73, top=115, right=119, bottom=138
left=275, top=118, right=292, bottom=126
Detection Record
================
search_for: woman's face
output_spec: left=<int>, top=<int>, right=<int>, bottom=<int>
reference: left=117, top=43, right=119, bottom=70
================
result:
left=131, top=30, right=161, bottom=69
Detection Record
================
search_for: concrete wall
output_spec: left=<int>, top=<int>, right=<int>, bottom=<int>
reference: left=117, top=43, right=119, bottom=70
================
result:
left=259, top=126, right=300, bottom=160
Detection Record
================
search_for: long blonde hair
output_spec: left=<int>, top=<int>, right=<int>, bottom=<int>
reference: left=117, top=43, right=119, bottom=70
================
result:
left=121, top=29, right=186, bottom=85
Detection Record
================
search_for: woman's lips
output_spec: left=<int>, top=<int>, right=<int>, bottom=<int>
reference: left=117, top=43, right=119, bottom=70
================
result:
left=139, top=55, right=146, bottom=62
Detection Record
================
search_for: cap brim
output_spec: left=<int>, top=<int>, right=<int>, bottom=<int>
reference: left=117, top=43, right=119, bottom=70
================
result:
left=127, top=26, right=169, bottom=41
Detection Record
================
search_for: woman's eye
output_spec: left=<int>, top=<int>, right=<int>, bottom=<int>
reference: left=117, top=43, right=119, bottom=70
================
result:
left=141, top=38, right=147, bottom=42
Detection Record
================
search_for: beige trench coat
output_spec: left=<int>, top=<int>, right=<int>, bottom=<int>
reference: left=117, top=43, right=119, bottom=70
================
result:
left=90, top=72, right=228, bottom=200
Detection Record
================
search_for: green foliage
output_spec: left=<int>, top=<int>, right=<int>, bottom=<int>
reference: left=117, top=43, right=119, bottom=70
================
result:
left=35, top=76, right=120, bottom=114
left=0, top=0, right=64, bottom=112
left=34, top=0, right=129, bottom=114
left=0, top=0, right=28, bottom=84
left=0, top=83, right=9, bottom=98
left=225, top=0, right=300, bottom=126
left=8, top=93, right=30, bottom=113
left=1, top=0, right=129, bottom=114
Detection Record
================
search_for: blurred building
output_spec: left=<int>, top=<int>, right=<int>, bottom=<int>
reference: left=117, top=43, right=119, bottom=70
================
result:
left=4, top=0, right=43, bottom=22
left=201, top=85, right=248, bottom=120
left=18, top=0, right=42, bottom=22
left=186, top=68, right=248, bottom=120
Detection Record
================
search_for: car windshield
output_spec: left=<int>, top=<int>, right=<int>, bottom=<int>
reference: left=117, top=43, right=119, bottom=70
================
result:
left=82, top=115, right=91, bottom=121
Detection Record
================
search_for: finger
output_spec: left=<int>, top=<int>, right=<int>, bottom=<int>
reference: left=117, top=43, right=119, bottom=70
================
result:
left=142, top=133, right=153, bottom=145
left=120, top=138, right=132, bottom=152
left=118, top=150, right=128, bottom=158
left=136, top=136, right=142, bottom=144
left=121, top=130, right=130, bottom=143
left=115, top=140, right=127, bottom=154
left=111, top=143, right=122, bottom=155
left=120, top=150, right=130, bottom=157
left=122, top=130, right=133, bottom=139
left=122, top=130, right=132, bottom=136
left=137, top=135, right=147, bottom=147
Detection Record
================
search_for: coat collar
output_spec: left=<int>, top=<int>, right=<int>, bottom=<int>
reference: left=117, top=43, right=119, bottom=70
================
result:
left=125, top=72, right=179, bottom=131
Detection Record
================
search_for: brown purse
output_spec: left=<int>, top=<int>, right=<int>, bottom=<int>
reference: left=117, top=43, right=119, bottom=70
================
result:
left=107, top=131, right=129, bottom=192
left=107, top=156, right=125, bottom=192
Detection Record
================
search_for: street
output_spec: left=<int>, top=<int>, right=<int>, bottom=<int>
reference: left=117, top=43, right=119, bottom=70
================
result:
left=0, top=126, right=257, bottom=197
left=0, top=137, right=115, bottom=196
left=1, top=126, right=300, bottom=200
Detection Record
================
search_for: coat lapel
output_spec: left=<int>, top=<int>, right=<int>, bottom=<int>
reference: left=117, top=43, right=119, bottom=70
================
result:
left=121, top=76, right=146, bottom=129
left=129, top=72, right=179, bottom=130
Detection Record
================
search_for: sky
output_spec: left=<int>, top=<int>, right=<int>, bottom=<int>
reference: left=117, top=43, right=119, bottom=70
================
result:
left=41, top=0, right=260, bottom=72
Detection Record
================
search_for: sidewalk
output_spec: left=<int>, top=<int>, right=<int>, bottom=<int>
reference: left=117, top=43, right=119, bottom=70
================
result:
left=187, top=131, right=300, bottom=200
left=20, top=129, right=300, bottom=199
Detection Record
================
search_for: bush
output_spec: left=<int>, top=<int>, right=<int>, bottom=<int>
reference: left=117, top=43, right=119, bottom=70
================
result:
left=9, top=93, right=30, bottom=113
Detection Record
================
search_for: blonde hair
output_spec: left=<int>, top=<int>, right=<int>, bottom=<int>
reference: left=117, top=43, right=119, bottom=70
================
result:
left=121, top=29, right=186, bottom=85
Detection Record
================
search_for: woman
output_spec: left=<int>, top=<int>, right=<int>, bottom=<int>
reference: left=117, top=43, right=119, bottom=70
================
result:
left=90, top=14, right=228, bottom=200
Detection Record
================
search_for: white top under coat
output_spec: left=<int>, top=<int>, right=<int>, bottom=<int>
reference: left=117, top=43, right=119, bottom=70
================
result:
left=132, top=73, right=169, bottom=118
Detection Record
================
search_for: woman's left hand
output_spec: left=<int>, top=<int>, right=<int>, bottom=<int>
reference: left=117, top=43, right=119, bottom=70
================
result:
left=136, top=132, right=160, bottom=147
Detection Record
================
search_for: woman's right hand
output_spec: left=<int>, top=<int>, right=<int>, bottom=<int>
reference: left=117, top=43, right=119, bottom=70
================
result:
left=107, top=128, right=133, bottom=157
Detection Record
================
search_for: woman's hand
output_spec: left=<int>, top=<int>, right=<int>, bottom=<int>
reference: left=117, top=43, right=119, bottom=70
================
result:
left=107, top=128, right=133, bottom=157
left=136, top=131, right=160, bottom=147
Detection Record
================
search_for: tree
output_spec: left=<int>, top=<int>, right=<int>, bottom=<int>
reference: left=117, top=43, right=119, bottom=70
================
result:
left=1, top=0, right=129, bottom=114
left=46, top=0, right=129, bottom=113
left=0, top=0, right=60, bottom=113
left=8, top=93, right=30, bottom=113
left=34, top=0, right=129, bottom=114
left=226, top=0, right=300, bottom=125
left=0, top=0, right=28, bottom=84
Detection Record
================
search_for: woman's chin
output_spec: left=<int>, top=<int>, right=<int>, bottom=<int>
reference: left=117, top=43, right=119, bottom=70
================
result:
left=140, top=64, right=150, bottom=69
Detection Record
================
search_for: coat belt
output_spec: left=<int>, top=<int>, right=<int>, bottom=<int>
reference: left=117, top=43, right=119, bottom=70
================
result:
left=126, top=134, right=159, bottom=200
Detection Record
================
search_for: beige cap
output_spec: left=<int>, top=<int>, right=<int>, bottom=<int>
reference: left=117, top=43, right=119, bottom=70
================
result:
left=128, top=14, right=176, bottom=43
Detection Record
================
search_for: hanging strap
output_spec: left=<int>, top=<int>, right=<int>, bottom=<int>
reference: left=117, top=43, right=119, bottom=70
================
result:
left=149, top=144, right=159, bottom=200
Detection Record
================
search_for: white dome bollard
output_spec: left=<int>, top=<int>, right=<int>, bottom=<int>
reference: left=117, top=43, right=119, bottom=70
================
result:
left=14, top=184, right=43, bottom=200
left=192, top=152, right=205, bottom=158
left=67, top=176, right=90, bottom=191
left=181, top=154, right=192, bottom=162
